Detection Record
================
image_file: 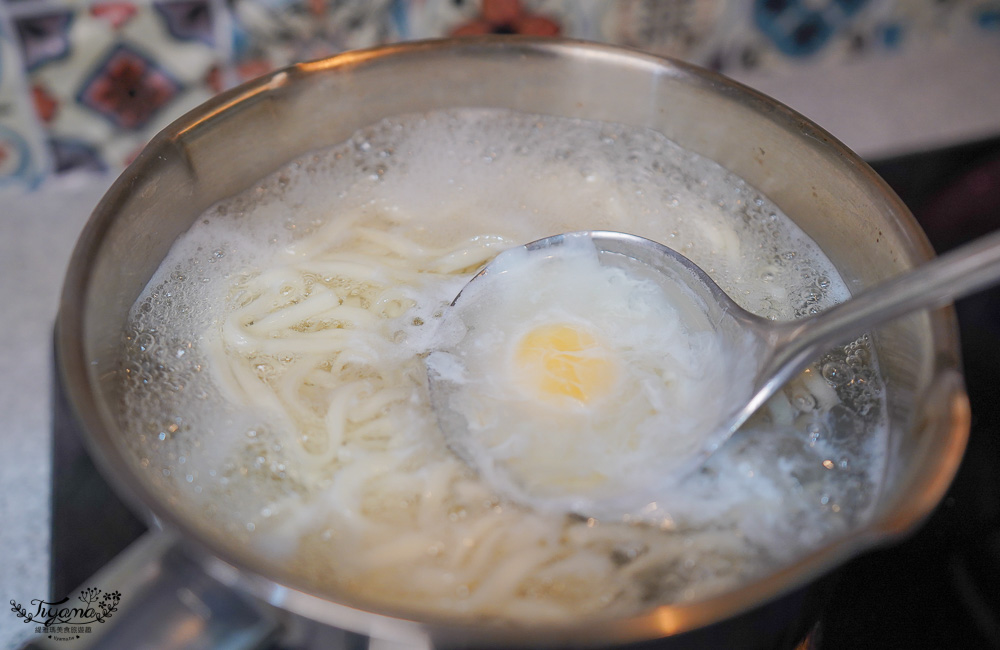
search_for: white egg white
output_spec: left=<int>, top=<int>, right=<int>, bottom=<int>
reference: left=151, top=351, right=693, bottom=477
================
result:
left=429, top=237, right=743, bottom=519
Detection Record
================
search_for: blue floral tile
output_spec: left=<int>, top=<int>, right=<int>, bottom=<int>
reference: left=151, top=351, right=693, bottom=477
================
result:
left=14, top=9, right=74, bottom=70
left=49, top=135, right=105, bottom=173
left=591, top=0, right=728, bottom=61
left=976, top=4, right=1000, bottom=31
left=155, top=0, right=216, bottom=47
left=0, top=2, right=48, bottom=188
left=76, top=42, right=184, bottom=131
left=227, top=0, right=400, bottom=84
left=0, top=124, right=38, bottom=181
left=0, top=0, right=997, bottom=189
left=9, top=0, right=226, bottom=174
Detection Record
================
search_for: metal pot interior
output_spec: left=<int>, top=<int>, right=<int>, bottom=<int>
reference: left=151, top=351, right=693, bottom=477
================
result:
left=58, top=37, right=970, bottom=646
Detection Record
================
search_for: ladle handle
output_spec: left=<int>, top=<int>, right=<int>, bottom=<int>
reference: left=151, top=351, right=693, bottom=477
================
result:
left=779, top=227, right=1000, bottom=370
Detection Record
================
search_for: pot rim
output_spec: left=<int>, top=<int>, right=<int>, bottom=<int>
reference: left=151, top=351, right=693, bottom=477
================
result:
left=56, top=36, right=970, bottom=647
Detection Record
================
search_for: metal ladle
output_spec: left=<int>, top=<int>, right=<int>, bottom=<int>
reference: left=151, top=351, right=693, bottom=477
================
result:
left=428, top=229, right=1000, bottom=511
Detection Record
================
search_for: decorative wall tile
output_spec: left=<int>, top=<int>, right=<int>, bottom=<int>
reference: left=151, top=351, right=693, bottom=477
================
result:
left=437, top=0, right=567, bottom=37
left=692, top=0, right=1000, bottom=73
left=9, top=0, right=227, bottom=174
left=227, top=0, right=400, bottom=84
left=76, top=42, right=184, bottom=130
left=0, top=3, right=49, bottom=188
left=0, top=0, right=997, bottom=187
left=596, top=0, right=728, bottom=60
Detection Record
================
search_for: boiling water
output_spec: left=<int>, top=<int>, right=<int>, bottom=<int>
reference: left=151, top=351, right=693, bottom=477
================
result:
left=119, top=109, right=887, bottom=623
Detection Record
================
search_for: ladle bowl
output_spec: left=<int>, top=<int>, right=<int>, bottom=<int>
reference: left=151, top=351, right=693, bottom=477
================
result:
left=430, top=228, right=1000, bottom=514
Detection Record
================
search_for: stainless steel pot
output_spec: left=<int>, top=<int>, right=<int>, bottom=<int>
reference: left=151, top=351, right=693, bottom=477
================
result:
left=56, top=37, right=970, bottom=649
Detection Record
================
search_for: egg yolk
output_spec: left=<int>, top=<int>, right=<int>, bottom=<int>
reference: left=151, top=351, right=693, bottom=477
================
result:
left=513, top=323, right=617, bottom=404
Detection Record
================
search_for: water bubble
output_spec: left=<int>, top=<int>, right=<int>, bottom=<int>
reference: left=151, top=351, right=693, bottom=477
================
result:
left=807, top=422, right=824, bottom=445
left=137, top=332, right=155, bottom=352
left=821, top=362, right=852, bottom=385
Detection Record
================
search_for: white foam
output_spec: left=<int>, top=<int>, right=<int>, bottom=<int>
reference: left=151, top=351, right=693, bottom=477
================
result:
left=118, top=109, right=888, bottom=623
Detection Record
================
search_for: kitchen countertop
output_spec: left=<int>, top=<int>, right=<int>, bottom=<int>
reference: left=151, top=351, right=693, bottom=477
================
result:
left=2, top=39, right=999, bottom=649
left=1, top=176, right=112, bottom=649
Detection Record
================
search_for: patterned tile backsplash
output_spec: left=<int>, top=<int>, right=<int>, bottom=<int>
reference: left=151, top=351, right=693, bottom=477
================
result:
left=1, top=0, right=998, bottom=187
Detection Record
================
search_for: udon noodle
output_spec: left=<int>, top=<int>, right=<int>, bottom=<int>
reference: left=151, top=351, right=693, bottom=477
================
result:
left=120, top=109, right=888, bottom=623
